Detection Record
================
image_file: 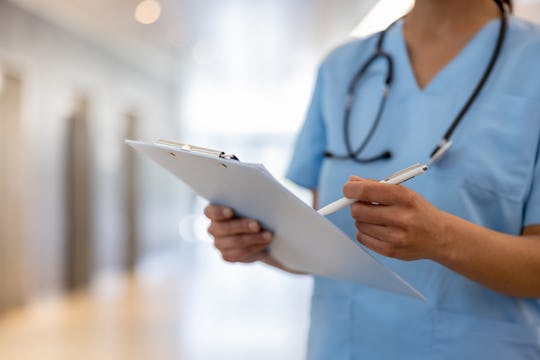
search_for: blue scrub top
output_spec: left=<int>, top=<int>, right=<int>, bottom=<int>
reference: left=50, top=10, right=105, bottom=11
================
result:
left=287, top=16, right=540, bottom=359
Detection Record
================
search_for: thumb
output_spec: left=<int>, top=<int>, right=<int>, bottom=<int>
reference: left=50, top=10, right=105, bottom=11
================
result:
left=349, top=175, right=364, bottom=181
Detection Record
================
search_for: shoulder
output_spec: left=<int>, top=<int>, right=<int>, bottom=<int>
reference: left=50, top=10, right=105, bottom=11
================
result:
left=495, top=16, right=540, bottom=101
left=508, top=16, right=540, bottom=37
left=506, top=16, right=540, bottom=53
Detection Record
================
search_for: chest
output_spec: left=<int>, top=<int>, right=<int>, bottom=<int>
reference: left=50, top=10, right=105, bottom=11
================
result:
left=404, top=25, right=495, bottom=90
left=318, top=65, right=540, bottom=233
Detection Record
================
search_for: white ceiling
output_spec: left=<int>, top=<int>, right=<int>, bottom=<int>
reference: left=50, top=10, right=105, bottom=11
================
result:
left=7, top=0, right=379, bottom=82
left=7, top=0, right=540, bottom=83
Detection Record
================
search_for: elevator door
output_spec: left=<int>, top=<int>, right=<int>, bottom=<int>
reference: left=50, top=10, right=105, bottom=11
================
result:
left=65, top=97, right=92, bottom=290
left=0, top=69, right=28, bottom=312
left=124, top=112, right=140, bottom=271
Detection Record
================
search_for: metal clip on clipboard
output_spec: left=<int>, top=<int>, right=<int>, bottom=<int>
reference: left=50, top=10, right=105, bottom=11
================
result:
left=156, top=139, right=239, bottom=161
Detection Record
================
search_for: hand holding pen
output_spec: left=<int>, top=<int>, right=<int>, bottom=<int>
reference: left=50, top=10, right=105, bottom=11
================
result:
left=318, top=163, right=428, bottom=216
left=336, top=163, right=447, bottom=262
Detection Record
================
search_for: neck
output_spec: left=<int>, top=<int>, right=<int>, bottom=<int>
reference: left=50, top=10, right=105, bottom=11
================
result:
left=406, top=0, right=501, bottom=34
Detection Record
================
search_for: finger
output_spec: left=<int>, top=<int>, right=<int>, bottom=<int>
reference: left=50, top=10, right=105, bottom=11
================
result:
left=221, top=244, right=270, bottom=263
left=344, top=179, right=411, bottom=205
left=349, top=175, right=375, bottom=181
left=204, top=204, right=234, bottom=221
left=238, top=248, right=271, bottom=263
left=356, top=232, right=399, bottom=259
left=350, top=202, right=401, bottom=226
left=214, top=232, right=273, bottom=251
left=208, top=218, right=261, bottom=237
left=355, top=222, right=405, bottom=247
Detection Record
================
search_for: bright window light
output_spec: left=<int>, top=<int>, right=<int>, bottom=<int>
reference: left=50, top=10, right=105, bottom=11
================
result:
left=351, top=0, right=414, bottom=38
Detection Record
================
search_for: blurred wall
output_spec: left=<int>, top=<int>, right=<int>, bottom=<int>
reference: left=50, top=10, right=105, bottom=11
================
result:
left=516, top=1, right=540, bottom=23
left=0, top=0, right=182, bottom=302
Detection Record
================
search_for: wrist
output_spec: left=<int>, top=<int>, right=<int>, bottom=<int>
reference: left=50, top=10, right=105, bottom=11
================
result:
left=427, top=210, right=461, bottom=264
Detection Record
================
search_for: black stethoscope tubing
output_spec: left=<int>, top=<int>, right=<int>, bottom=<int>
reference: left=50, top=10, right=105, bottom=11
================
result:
left=324, top=0, right=508, bottom=164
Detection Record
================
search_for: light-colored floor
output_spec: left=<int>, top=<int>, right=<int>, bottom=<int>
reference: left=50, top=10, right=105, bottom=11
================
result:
left=0, top=247, right=312, bottom=360
left=0, top=273, right=185, bottom=360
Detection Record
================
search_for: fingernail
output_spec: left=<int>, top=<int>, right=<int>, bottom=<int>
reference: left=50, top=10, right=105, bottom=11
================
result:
left=248, top=221, right=260, bottom=232
left=262, top=232, right=272, bottom=241
left=222, top=208, right=233, bottom=218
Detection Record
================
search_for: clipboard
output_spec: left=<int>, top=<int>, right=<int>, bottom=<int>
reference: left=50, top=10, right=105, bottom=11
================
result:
left=127, top=139, right=425, bottom=300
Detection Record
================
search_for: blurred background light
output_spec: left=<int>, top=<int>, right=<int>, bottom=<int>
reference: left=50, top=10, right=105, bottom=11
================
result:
left=350, top=0, right=414, bottom=38
left=191, top=40, right=216, bottom=66
left=167, top=22, right=190, bottom=48
left=134, top=0, right=162, bottom=25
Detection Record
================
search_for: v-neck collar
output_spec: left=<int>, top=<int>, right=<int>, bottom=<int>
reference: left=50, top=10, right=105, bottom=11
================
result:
left=388, top=18, right=502, bottom=95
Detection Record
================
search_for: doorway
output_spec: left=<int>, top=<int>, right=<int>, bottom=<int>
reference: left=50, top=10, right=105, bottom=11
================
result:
left=123, top=112, right=140, bottom=271
left=64, top=96, right=93, bottom=291
left=0, top=66, right=28, bottom=312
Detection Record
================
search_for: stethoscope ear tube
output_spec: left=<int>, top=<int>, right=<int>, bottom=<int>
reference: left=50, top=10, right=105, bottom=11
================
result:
left=432, top=5, right=507, bottom=157
left=341, top=52, right=394, bottom=163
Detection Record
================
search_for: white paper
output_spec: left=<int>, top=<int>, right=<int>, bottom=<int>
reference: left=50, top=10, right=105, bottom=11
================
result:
left=127, top=140, right=425, bottom=300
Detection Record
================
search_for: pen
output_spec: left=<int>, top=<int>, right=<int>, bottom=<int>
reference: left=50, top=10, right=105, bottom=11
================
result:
left=317, top=163, right=429, bottom=216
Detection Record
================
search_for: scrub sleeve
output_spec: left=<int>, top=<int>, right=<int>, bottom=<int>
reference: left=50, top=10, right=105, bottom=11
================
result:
left=286, top=65, right=327, bottom=190
left=524, top=138, right=540, bottom=226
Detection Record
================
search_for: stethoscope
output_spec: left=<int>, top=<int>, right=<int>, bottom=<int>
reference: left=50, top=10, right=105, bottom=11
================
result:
left=324, top=0, right=508, bottom=165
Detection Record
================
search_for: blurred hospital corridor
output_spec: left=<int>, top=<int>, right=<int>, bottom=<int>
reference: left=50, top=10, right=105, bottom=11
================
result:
left=0, top=251, right=312, bottom=360
left=2, top=0, right=540, bottom=359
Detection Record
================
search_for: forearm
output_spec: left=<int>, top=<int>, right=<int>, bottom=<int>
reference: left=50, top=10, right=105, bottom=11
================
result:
left=432, top=212, right=540, bottom=297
